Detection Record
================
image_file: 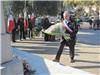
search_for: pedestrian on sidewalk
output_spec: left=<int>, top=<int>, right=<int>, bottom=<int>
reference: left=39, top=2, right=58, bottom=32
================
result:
left=28, top=14, right=33, bottom=39
left=17, top=14, right=25, bottom=40
left=12, top=18, right=17, bottom=42
left=88, top=18, right=93, bottom=29
left=42, top=16, right=51, bottom=41
left=53, top=11, right=79, bottom=63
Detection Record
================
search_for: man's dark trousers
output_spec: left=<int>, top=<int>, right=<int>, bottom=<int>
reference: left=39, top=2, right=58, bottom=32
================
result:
left=55, top=36, right=76, bottom=61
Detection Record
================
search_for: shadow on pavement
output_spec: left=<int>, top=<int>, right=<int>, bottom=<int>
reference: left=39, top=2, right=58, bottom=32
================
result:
left=75, top=59, right=100, bottom=64
left=72, top=65, right=100, bottom=69
left=76, top=51, right=100, bottom=55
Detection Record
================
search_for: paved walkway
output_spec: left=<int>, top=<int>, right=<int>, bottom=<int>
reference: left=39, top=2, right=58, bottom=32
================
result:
left=11, top=29, right=100, bottom=75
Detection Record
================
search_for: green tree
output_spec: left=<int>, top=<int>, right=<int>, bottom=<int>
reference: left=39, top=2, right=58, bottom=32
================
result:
left=33, top=1, right=62, bottom=16
left=63, top=0, right=100, bottom=18
left=11, top=1, right=24, bottom=17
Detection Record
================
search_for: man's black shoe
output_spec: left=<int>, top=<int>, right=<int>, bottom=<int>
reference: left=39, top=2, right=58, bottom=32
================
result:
left=70, top=59, right=75, bottom=63
left=12, top=40, right=16, bottom=42
left=53, top=59, right=59, bottom=62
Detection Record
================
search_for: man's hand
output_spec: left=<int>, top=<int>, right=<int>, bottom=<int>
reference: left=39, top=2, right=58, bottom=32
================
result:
left=70, top=32, right=76, bottom=37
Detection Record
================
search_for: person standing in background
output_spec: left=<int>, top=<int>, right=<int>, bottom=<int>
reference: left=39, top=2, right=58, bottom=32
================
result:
left=31, top=13, right=36, bottom=28
left=28, top=14, right=33, bottom=39
left=42, top=16, right=51, bottom=41
left=12, top=18, right=18, bottom=42
left=17, top=14, right=25, bottom=40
